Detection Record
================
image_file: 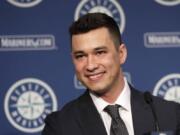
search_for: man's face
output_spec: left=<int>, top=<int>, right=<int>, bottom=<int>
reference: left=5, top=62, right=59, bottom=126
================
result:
left=71, top=27, right=127, bottom=95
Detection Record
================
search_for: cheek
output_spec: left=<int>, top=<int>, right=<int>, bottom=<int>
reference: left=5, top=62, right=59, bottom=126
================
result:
left=74, top=61, right=85, bottom=73
left=102, top=54, right=120, bottom=67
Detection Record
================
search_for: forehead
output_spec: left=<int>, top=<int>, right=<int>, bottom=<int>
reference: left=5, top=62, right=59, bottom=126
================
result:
left=71, top=27, right=114, bottom=52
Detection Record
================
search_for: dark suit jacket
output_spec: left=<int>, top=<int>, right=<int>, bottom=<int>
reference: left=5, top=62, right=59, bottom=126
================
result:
left=42, top=87, right=180, bottom=135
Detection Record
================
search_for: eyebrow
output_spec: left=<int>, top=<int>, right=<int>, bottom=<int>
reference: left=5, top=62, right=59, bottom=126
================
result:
left=73, top=50, right=84, bottom=55
left=94, top=46, right=108, bottom=51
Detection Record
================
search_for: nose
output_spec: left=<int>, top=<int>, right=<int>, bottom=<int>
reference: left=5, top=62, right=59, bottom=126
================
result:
left=86, top=55, right=98, bottom=72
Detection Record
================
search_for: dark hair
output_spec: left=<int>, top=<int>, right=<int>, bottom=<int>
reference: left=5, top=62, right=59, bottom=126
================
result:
left=69, top=13, right=122, bottom=48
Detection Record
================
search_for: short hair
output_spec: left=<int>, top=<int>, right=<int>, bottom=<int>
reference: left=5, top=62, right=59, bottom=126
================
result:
left=69, top=13, right=122, bottom=48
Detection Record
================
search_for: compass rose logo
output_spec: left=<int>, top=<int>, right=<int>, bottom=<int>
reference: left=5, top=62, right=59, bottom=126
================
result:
left=154, top=0, right=180, bottom=6
left=74, top=0, right=126, bottom=34
left=4, top=78, right=58, bottom=133
left=153, top=73, right=180, bottom=103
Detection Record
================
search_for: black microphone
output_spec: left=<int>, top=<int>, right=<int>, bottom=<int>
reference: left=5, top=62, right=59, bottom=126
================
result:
left=144, top=91, right=160, bottom=132
left=144, top=91, right=174, bottom=135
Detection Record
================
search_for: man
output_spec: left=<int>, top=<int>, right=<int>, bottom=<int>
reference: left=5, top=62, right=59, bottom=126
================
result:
left=42, top=13, right=180, bottom=135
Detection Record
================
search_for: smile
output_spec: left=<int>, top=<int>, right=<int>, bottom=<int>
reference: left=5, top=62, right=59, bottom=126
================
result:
left=86, top=72, right=105, bottom=81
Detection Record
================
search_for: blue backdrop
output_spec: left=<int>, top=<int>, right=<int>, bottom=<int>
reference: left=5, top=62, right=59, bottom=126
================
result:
left=0, top=0, right=180, bottom=134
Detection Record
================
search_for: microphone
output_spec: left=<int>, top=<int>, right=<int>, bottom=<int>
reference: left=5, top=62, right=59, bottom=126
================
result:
left=144, top=91, right=174, bottom=135
left=144, top=91, right=160, bottom=132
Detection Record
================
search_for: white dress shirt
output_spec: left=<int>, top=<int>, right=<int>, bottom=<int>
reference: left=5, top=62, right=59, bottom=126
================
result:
left=90, top=78, right=134, bottom=135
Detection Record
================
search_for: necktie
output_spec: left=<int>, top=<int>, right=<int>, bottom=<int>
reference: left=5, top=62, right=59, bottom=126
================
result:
left=104, top=105, right=129, bottom=135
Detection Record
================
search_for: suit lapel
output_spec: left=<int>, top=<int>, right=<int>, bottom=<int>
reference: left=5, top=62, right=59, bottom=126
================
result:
left=74, top=87, right=156, bottom=135
left=75, top=91, right=107, bottom=135
left=130, top=88, right=155, bottom=135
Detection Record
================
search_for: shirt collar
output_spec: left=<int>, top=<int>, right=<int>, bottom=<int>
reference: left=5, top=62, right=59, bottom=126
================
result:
left=90, top=77, right=131, bottom=113
left=115, top=78, right=131, bottom=111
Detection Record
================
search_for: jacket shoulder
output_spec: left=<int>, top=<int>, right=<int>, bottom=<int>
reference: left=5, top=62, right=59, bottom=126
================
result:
left=42, top=96, right=83, bottom=135
left=46, top=97, right=80, bottom=122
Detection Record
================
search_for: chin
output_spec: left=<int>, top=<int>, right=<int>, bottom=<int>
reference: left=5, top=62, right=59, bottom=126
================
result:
left=88, top=86, right=109, bottom=95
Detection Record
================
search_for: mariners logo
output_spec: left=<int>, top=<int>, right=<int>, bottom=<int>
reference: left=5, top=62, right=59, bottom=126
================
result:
left=153, top=74, right=180, bottom=103
left=7, top=0, right=42, bottom=8
left=74, top=0, right=126, bottom=34
left=155, top=0, right=180, bottom=6
left=4, top=78, right=58, bottom=133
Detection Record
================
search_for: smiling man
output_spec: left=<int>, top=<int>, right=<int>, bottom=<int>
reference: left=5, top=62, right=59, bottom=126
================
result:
left=42, top=13, right=180, bottom=135
left=71, top=26, right=126, bottom=103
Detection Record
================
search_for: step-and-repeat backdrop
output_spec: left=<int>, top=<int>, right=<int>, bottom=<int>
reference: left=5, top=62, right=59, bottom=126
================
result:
left=0, top=0, right=179, bottom=134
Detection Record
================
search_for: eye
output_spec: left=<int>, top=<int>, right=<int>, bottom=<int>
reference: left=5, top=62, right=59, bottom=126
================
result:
left=74, top=54, right=86, bottom=60
left=96, top=50, right=107, bottom=55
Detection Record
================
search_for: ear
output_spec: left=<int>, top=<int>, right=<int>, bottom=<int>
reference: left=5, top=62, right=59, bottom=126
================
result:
left=118, top=43, right=127, bottom=64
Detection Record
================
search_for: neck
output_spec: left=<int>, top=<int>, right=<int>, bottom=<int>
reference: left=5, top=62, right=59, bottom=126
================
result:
left=98, top=77, right=125, bottom=104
